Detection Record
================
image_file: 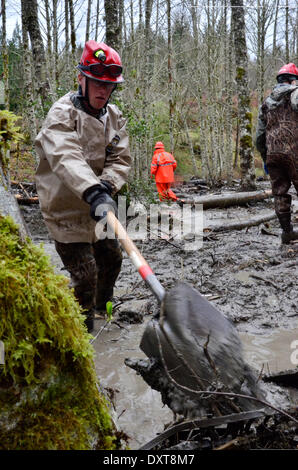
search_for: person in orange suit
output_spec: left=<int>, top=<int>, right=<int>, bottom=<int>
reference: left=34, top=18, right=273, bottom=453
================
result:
left=151, top=141, right=179, bottom=201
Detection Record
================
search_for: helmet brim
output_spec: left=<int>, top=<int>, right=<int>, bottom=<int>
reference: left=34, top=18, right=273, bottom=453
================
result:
left=77, top=67, right=124, bottom=84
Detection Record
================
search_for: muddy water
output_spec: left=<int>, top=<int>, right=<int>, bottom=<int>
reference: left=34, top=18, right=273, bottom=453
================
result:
left=91, top=319, right=173, bottom=450
left=240, top=328, right=298, bottom=375
left=91, top=317, right=298, bottom=450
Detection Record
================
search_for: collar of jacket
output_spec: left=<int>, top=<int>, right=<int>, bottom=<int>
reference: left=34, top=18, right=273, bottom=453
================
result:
left=70, top=88, right=108, bottom=120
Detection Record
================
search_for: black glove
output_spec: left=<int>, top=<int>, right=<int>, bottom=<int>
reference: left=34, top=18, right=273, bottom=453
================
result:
left=83, top=181, right=117, bottom=222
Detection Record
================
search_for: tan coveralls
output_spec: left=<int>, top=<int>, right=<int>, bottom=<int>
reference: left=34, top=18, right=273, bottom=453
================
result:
left=35, top=92, right=131, bottom=312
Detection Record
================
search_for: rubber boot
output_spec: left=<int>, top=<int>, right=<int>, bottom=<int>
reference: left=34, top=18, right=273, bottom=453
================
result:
left=281, top=227, right=298, bottom=244
left=84, top=308, right=95, bottom=332
left=278, top=212, right=298, bottom=244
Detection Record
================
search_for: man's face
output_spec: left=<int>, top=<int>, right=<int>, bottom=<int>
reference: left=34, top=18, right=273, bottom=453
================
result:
left=78, top=74, right=114, bottom=109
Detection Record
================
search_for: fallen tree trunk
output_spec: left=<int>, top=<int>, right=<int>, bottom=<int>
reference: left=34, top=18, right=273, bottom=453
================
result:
left=204, top=212, right=277, bottom=233
left=180, top=189, right=272, bottom=209
left=14, top=194, right=39, bottom=205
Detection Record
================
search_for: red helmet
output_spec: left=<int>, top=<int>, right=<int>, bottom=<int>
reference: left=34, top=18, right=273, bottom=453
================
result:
left=154, top=141, right=165, bottom=150
left=78, top=40, right=124, bottom=84
left=276, top=63, right=298, bottom=81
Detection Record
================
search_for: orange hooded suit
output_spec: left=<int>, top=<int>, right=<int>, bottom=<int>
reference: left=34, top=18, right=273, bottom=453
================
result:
left=151, top=142, right=178, bottom=201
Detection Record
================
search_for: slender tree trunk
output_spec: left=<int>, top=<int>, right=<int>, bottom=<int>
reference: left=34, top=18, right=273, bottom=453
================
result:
left=1, top=0, right=9, bottom=109
left=52, top=0, right=58, bottom=92
left=21, top=0, right=38, bottom=148
left=85, top=0, right=92, bottom=42
left=104, top=0, right=119, bottom=50
left=130, top=0, right=135, bottom=42
left=167, top=0, right=174, bottom=153
left=95, top=0, right=100, bottom=41
left=143, top=0, right=154, bottom=173
left=21, top=0, right=50, bottom=107
left=64, top=0, right=71, bottom=86
left=230, top=0, right=256, bottom=190
left=44, top=0, right=52, bottom=57
left=285, top=0, right=289, bottom=62
left=69, top=0, right=77, bottom=90
left=273, top=0, right=280, bottom=60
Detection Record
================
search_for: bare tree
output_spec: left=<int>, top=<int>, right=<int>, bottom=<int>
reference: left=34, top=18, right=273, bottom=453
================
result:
left=21, top=0, right=38, bottom=145
left=1, top=0, right=9, bottom=109
left=167, top=0, right=174, bottom=153
left=285, top=0, right=289, bottom=62
left=85, top=0, right=92, bottom=42
left=69, top=0, right=77, bottom=90
left=21, top=0, right=50, bottom=108
left=230, top=0, right=256, bottom=190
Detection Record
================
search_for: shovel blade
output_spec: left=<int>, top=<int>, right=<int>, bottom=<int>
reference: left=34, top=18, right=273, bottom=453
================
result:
left=138, top=282, right=263, bottom=416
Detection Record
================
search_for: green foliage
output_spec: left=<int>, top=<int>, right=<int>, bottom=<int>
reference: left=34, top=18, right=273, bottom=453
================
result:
left=0, top=110, right=24, bottom=149
left=122, top=178, right=157, bottom=207
left=0, top=110, right=24, bottom=185
left=105, top=301, right=113, bottom=322
left=0, top=216, right=122, bottom=450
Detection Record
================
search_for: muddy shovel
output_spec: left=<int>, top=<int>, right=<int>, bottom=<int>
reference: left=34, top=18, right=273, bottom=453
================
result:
left=106, top=211, right=266, bottom=418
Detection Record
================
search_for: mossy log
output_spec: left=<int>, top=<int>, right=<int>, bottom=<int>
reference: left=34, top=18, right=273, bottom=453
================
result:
left=0, top=215, right=123, bottom=450
left=0, top=182, right=28, bottom=240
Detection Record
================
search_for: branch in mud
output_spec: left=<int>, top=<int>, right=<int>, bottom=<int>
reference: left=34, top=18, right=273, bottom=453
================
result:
left=180, top=190, right=272, bottom=209
left=204, top=212, right=277, bottom=233
left=14, top=194, right=39, bottom=205
left=153, top=323, right=298, bottom=426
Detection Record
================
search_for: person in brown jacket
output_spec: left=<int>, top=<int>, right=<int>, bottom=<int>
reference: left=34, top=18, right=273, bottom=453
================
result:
left=35, top=40, right=131, bottom=332
left=255, top=63, right=298, bottom=244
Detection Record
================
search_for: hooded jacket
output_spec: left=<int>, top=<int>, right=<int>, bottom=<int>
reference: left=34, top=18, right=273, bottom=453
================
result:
left=255, top=84, right=298, bottom=162
left=35, top=92, right=131, bottom=243
left=151, top=149, right=177, bottom=183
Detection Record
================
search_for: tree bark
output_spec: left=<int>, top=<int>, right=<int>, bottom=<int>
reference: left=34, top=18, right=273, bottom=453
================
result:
left=21, top=0, right=50, bottom=106
left=68, top=0, right=77, bottom=90
left=285, top=0, right=289, bottom=62
left=1, top=0, right=9, bottom=109
left=21, top=0, right=38, bottom=145
left=230, top=0, right=256, bottom=191
left=104, top=0, right=119, bottom=50
left=52, top=0, right=58, bottom=94
left=167, top=0, right=174, bottom=153
left=85, top=0, right=92, bottom=42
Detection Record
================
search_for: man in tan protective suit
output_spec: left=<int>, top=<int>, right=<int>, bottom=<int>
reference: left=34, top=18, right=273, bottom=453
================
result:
left=35, top=40, right=131, bottom=332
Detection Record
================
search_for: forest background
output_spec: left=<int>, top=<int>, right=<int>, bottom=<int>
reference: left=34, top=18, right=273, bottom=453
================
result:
left=0, top=0, right=297, bottom=195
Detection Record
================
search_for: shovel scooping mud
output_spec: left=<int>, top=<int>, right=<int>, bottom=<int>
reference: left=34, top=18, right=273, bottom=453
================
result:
left=106, top=211, right=273, bottom=419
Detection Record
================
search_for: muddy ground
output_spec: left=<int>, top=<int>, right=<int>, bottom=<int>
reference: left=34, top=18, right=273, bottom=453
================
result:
left=18, top=179, right=298, bottom=449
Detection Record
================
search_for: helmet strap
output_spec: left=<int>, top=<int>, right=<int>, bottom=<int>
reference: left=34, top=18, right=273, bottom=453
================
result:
left=78, top=78, right=117, bottom=116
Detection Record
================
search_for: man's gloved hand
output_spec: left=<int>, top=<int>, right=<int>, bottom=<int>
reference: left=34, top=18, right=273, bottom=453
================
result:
left=83, top=181, right=117, bottom=222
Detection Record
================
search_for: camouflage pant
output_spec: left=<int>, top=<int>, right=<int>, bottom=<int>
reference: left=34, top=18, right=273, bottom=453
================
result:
left=267, top=153, right=298, bottom=217
left=55, top=239, right=122, bottom=312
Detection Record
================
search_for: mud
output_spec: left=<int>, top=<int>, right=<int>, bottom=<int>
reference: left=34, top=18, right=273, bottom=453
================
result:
left=18, top=179, right=298, bottom=449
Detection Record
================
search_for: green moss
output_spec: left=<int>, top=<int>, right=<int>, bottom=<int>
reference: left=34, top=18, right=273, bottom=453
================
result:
left=245, top=111, right=252, bottom=122
left=236, top=67, right=245, bottom=81
left=240, top=135, right=253, bottom=149
left=0, top=215, right=124, bottom=450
